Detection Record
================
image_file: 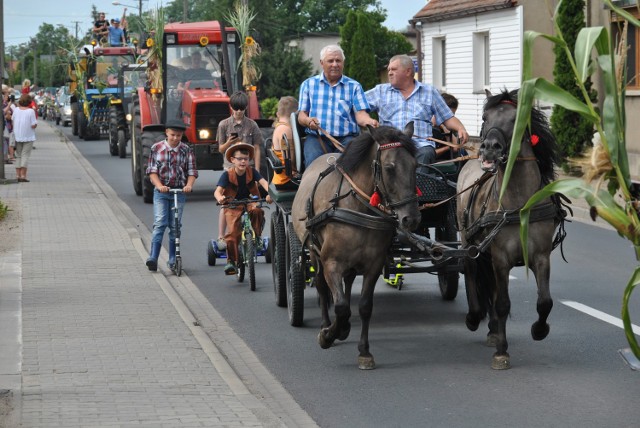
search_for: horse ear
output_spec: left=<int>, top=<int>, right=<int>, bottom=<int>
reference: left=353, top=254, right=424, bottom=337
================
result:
left=403, top=121, right=414, bottom=137
left=366, top=124, right=376, bottom=134
left=485, top=89, right=493, bottom=98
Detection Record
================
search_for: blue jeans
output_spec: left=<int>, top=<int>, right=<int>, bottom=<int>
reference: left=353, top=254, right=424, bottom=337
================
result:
left=303, top=133, right=357, bottom=168
left=150, top=189, right=186, bottom=263
left=416, top=145, right=436, bottom=175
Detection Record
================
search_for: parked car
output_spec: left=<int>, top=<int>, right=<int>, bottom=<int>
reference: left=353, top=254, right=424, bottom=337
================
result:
left=59, top=95, right=73, bottom=127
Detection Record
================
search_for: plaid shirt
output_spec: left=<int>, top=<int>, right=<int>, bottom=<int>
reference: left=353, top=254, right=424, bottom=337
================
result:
left=298, top=73, right=370, bottom=137
left=145, top=140, right=198, bottom=188
left=365, top=82, right=453, bottom=149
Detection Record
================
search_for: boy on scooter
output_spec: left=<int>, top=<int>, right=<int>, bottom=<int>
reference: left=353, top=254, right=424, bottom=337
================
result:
left=214, top=143, right=272, bottom=275
left=145, top=120, right=198, bottom=272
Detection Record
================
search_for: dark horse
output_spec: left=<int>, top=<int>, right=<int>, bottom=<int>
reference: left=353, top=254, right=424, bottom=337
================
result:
left=292, top=123, right=421, bottom=369
left=457, top=89, right=565, bottom=369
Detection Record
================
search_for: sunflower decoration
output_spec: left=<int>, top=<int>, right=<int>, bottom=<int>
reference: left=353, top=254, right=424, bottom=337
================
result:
left=225, top=1, right=261, bottom=88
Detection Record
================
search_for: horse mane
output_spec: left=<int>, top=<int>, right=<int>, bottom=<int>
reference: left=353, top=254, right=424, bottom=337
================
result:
left=337, top=126, right=417, bottom=173
left=485, top=89, right=559, bottom=184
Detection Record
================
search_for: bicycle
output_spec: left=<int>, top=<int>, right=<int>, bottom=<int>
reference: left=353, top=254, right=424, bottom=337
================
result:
left=217, top=197, right=268, bottom=291
left=169, top=189, right=184, bottom=276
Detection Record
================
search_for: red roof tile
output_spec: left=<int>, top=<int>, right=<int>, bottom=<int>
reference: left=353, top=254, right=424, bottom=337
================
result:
left=413, top=0, right=517, bottom=22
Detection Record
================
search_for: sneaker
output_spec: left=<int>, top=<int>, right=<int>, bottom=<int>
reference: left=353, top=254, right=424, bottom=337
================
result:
left=224, top=262, right=237, bottom=275
left=216, top=237, right=227, bottom=251
left=146, top=258, right=157, bottom=271
left=255, top=237, right=264, bottom=251
left=167, top=261, right=176, bottom=272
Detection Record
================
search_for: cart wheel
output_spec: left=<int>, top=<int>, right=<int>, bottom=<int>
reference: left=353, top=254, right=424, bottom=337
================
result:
left=435, top=226, right=459, bottom=300
left=207, top=240, right=217, bottom=266
left=271, top=212, right=287, bottom=307
left=286, top=223, right=305, bottom=327
left=246, top=237, right=256, bottom=291
left=175, top=256, right=182, bottom=277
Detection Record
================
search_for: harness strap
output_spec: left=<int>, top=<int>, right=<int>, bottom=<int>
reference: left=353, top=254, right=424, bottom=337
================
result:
left=318, top=126, right=346, bottom=152
left=306, top=207, right=398, bottom=232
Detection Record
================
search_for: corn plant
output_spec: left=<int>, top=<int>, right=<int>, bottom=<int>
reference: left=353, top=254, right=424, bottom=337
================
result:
left=224, top=1, right=260, bottom=88
left=503, top=0, right=640, bottom=357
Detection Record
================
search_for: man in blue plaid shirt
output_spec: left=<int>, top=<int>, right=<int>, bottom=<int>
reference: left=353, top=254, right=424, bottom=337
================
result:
left=298, top=44, right=378, bottom=168
left=366, top=54, right=469, bottom=174
left=145, top=120, right=198, bottom=272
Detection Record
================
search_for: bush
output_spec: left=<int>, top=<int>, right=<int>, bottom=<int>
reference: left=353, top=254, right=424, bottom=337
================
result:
left=260, top=97, right=279, bottom=120
left=0, top=199, right=8, bottom=222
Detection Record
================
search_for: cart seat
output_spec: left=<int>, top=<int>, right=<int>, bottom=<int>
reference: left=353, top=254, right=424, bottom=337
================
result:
left=269, top=182, right=296, bottom=203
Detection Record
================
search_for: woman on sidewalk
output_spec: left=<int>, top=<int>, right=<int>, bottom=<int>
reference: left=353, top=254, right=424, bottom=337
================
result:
left=12, top=94, right=37, bottom=182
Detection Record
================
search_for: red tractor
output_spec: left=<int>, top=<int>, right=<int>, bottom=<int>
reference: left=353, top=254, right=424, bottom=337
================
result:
left=130, top=21, right=266, bottom=202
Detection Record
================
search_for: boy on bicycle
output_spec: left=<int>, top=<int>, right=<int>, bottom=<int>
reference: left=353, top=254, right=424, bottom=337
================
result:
left=214, top=142, right=272, bottom=275
left=145, top=120, right=198, bottom=272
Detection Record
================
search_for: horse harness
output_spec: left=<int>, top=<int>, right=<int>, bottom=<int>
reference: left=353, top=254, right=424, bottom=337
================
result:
left=304, top=142, right=416, bottom=253
left=461, top=166, right=567, bottom=255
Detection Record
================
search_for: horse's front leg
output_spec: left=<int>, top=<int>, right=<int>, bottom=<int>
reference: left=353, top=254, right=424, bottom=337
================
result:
left=356, top=271, right=378, bottom=370
left=530, top=253, right=552, bottom=341
left=464, top=257, right=484, bottom=331
left=489, top=261, right=512, bottom=369
left=337, top=271, right=356, bottom=341
left=317, top=259, right=350, bottom=349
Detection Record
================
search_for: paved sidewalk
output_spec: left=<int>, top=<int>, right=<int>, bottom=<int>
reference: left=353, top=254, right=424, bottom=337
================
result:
left=0, top=122, right=318, bottom=427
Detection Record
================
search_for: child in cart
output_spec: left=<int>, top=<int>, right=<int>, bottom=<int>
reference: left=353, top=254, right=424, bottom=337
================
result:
left=214, top=143, right=272, bottom=275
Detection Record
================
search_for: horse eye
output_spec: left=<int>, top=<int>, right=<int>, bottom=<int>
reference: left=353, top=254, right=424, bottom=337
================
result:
left=384, top=163, right=396, bottom=174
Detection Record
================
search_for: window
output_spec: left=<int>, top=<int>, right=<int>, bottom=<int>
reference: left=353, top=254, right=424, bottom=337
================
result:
left=612, top=10, right=640, bottom=89
left=473, top=32, right=490, bottom=93
left=432, top=37, right=446, bottom=89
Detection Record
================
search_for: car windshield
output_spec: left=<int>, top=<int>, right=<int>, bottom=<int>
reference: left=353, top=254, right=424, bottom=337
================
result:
left=94, top=55, right=136, bottom=87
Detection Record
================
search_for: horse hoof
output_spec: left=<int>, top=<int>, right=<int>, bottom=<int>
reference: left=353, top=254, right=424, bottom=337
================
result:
left=317, top=329, right=333, bottom=349
left=485, top=334, right=498, bottom=347
left=358, top=355, right=376, bottom=370
left=466, top=313, right=480, bottom=332
left=338, top=322, right=351, bottom=341
left=491, top=353, right=511, bottom=370
left=531, top=321, right=550, bottom=341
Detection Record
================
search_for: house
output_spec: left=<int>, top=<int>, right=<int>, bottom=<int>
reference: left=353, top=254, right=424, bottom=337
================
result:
left=411, top=0, right=640, bottom=180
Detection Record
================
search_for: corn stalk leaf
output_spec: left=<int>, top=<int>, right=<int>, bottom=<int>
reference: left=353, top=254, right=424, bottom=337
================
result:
left=575, top=27, right=609, bottom=83
left=622, top=266, right=640, bottom=358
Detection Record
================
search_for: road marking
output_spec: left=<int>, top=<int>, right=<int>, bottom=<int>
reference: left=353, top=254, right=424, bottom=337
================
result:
left=561, top=300, right=640, bottom=335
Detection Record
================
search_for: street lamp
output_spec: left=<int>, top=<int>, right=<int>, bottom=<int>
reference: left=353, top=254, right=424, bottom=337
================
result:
left=112, top=0, right=146, bottom=17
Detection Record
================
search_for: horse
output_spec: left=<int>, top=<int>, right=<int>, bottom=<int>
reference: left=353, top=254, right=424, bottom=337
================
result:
left=291, top=123, right=421, bottom=370
left=456, top=89, right=565, bottom=370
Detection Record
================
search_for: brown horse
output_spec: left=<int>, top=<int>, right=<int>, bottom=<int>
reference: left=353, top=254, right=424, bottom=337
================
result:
left=292, top=123, right=421, bottom=369
left=456, top=89, right=565, bottom=369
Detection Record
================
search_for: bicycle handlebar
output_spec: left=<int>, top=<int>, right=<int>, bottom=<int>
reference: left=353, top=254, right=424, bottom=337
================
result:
left=217, top=197, right=268, bottom=208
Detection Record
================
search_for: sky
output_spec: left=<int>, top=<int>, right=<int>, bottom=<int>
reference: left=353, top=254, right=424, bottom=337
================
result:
left=3, top=0, right=427, bottom=47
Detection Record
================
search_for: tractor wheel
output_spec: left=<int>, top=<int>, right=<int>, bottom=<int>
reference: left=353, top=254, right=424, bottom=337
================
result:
left=141, top=130, right=164, bottom=204
left=77, top=109, right=87, bottom=139
left=71, top=102, right=78, bottom=135
left=131, top=97, right=143, bottom=196
left=108, top=106, right=119, bottom=156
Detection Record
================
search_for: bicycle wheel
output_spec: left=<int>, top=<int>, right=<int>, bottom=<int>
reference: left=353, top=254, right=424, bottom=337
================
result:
left=246, top=237, right=256, bottom=291
left=175, top=256, right=182, bottom=277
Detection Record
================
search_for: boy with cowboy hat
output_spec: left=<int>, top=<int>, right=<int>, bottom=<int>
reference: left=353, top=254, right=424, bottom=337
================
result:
left=214, top=142, right=272, bottom=275
left=145, top=120, right=198, bottom=272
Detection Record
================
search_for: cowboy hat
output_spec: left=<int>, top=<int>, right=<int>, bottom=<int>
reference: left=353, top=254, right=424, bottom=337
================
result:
left=225, top=142, right=254, bottom=163
left=165, top=119, right=187, bottom=131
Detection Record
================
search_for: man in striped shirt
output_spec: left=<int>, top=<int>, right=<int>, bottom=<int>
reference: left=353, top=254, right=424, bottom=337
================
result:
left=298, top=44, right=378, bottom=168
left=366, top=54, right=469, bottom=174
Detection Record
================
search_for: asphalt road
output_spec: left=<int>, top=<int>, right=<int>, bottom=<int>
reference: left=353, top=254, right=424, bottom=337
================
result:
left=68, top=126, right=640, bottom=428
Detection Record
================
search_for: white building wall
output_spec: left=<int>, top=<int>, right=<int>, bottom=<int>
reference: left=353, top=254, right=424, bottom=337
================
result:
left=420, top=6, right=523, bottom=136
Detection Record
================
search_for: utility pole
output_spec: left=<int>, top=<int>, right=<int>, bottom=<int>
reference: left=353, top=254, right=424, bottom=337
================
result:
left=139, top=0, right=143, bottom=17
left=183, top=0, right=188, bottom=22
left=71, top=21, right=82, bottom=39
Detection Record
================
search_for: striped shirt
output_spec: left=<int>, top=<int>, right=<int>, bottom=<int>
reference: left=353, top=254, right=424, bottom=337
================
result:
left=146, top=140, right=198, bottom=188
left=298, top=73, right=370, bottom=137
left=365, top=82, right=453, bottom=148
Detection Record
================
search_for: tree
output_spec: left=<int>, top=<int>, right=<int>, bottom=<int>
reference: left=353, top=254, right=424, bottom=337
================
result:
left=550, top=0, right=597, bottom=166
left=255, top=42, right=312, bottom=99
left=348, top=12, right=378, bottom=90
left=340, top=10, right=358, bottom=74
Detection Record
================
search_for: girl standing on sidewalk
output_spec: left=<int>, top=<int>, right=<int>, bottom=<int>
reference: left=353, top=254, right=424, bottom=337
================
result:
left=12, top=94, right=37, bottom=182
